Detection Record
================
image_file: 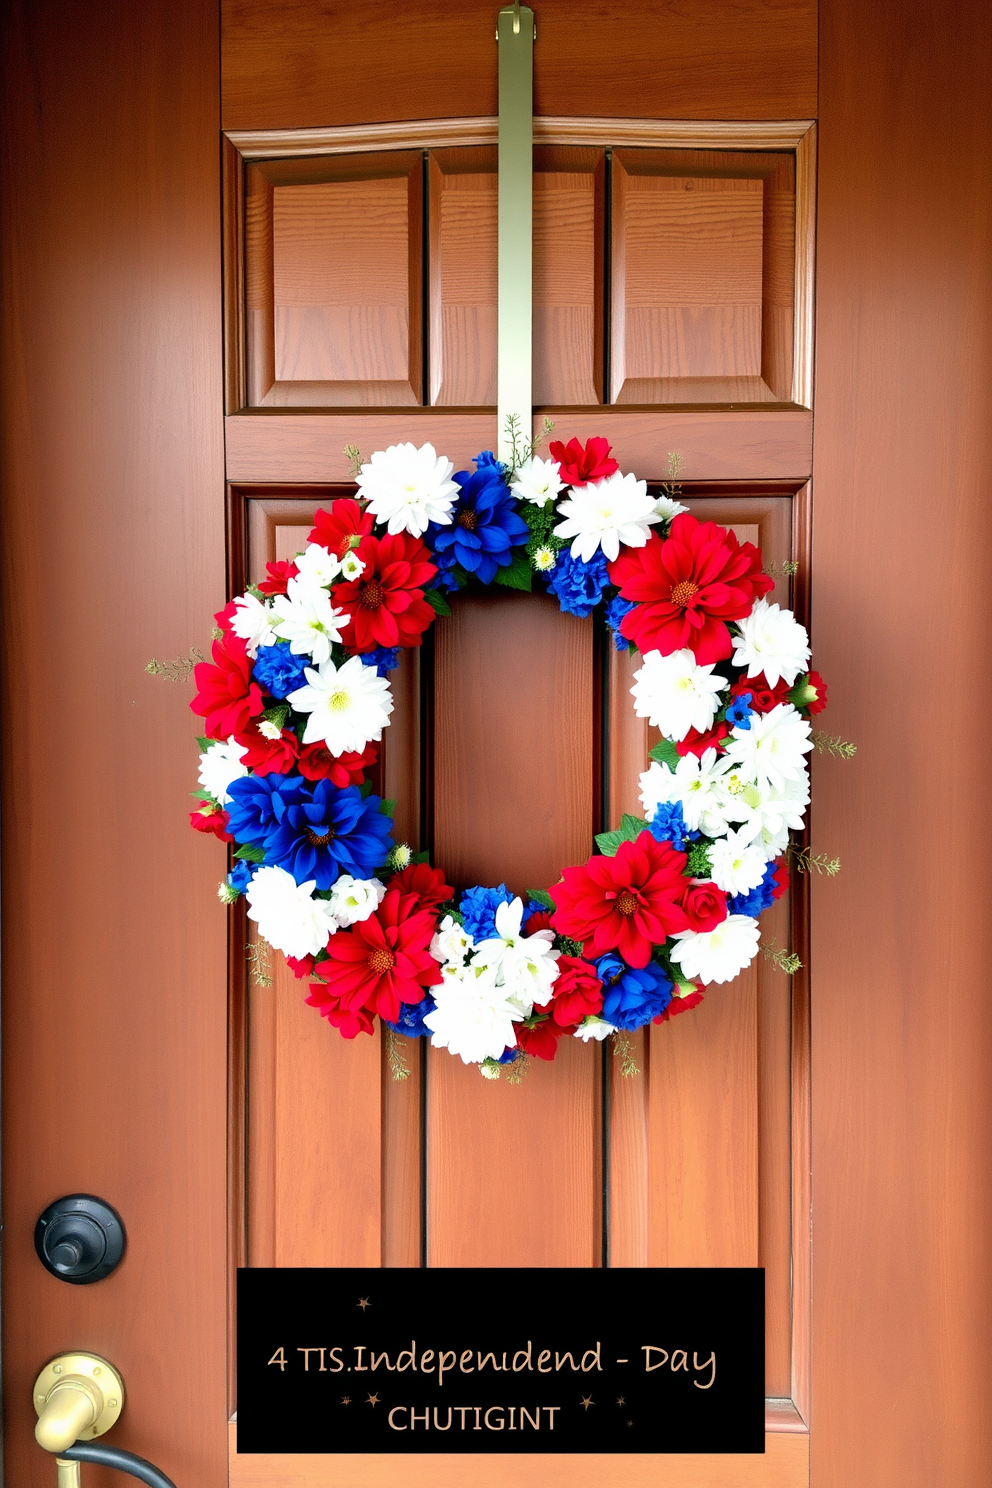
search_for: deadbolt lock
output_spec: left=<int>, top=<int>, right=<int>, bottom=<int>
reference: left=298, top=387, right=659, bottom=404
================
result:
left=33, top=1354, right=125, bottom=1455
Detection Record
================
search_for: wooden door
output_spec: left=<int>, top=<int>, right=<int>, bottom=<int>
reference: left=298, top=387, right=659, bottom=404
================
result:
left=3, top=4, right=991, bottom=1488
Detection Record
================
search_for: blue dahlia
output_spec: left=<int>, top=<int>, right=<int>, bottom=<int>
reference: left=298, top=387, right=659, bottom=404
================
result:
left=227, top=859, right=255, bottom=895
left=594, top=953, right=673, bottom=1030
left=385, top=994, right=437, bottom=1039
left=728, top=860, right=778, bottom=917
left=359, top=647, right=400, bottom=676
left=725, top=691, right=754, bottom=730
left=605, top=593, right=636, bottom=650
left=264, top=780, right=394, bottom=889
left=547, top=549, right=610, bottom=617
left=460, top=883, right=513, bottom=941
left=226, top=771, right=305, bottom=848
left=429, top=457, right=528, bottom=586
left=251, top=641, right=309, bottom=699
left=648, top=801, right=698, bottom=852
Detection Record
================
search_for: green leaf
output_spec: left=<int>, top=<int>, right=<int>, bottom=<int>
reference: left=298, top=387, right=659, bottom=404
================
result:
left=619, top=813, right=647, bottom=841
left=190, top=788, right=216, bottom=803
left=195, top=736, right=213, bottom=753
left=493, top=550, right=533, bottom=592
left=379, top=798, right=396, bottom=817
left=424, top=587, right=451, bottom=618
left=449, top=564, right=470, bottom=590
left=411, top=850, right=431, bottom=866
left=648, top=738, right=681, bottom=770
left=233, top=844, right=265, bottom=863
left=525, top=888, right=556, bottom=911
left=595, top=829, right=624, bottom=856
left=358, top=779, right=374, bottom=798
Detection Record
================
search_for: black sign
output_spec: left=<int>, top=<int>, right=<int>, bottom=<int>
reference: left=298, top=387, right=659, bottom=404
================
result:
left=237, top=1267, right=764, bottom=1454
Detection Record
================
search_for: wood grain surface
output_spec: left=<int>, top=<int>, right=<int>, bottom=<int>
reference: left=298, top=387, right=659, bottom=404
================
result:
left=0, top=2, right=228, bottom=1486
left=811, top=0, right=992, bottom=1482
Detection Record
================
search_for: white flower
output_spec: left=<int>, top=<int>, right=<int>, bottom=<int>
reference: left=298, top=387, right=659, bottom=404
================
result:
left=639, top=750, right=732, bottom=837
left=732, top=598, right=810, bottom=688
left=653, top=494, right=690, bottom=523
left=631, top=647, right=726, bottom=742
left=292, top=543, right=342, bottom=590
left=245, top=867, right=339, bottom=960
left=553, top=471, right=660, bottom=562
left=197, top=737, right=248, bottom=805
left=470, top=898, right=560, bottom=1016
left=257, top=718, right=283, bottom=740
left=717, top=767, right=809, bottom=856
left=229, top=592, right=277, bottom=658
left=328, top=874, right=386, bottom=927
left=510, top=456, right=564, bottom=507
left=424, top=962, right=522, bottom=1065
left=531, top=545, right=558, bottom=572
left=723, top=703, right=813, bottom=793
left=669, top=915, right=761, bottom=986
left=287, top=655, right=394, bottom=755
left=574, top=1016, right=616, bottom=1042
left=387, top=843, right=412, bottom=870
left=339, top=550, right=366, bottom=581
left=356, top=442, right=459, bottom=537
left=707, top=830, right=768, bottom=896
left=270, top=576, right=349, bottom=664
left=431, top=914, right=475, bottom=968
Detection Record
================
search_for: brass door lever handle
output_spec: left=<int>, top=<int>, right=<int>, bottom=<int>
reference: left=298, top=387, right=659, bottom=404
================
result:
left=34, top=1354, right=124, bottom=1455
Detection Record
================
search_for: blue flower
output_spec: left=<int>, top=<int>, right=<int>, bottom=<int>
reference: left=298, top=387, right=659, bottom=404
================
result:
left=251, top=641, right=309, bottom=700
left=460, top=883, right=513, bottom=941
left=648, top=801, right=698, bottom=852
left=725, top=692, right=754, bottom=730
left=605, top=593, right=636, bottom=650
left=359, top=647, right=400, bottom=676
left=264, top=780, right=394, bottom=890
left=385, top=995, right=437, bottom=1039
left=226, top=771, right=305, bottom=848
left=429, top=461, right=528, bottom=586
left=497, top=1046, right=519, bottom=1063
left=728, top=860, right=778, bottom=917
left=547, top=549, right=610, bottom=618
left=227, top=859, right=255, bottom=895
left=594, top=953, right=673, bottom=1030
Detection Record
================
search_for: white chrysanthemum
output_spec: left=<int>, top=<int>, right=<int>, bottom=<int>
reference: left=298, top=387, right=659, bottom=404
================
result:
left=423, top=962, right=522, bottom=1065
left=470, top=898, right=560, bottom=1016
left=723, top=703, right=813, bottom=793
left=229, top=592, right=277, bottom=658
left=245, top=867, right=339, bottom=959
left=732, top=598, right=811, bottom=688
left=510, top=456, right=564, bottom=507
left=707, top=829, right=768, bottom=896
left=669, top=914, right=761, bottom=986
left=293, top=543, right=342, bottom=590
left=631, top=647, right=727, bottom=742
left=532, top=546, right=557, bottom=572
left=553, top=471, right=660, bottom=562
left=431, top=914, right=475, bottom=968
left=574, top=1016, right=616, bottom=1042
left=197, top=737, right=248, bottom=805
left=653, top=494, right=689, bottom=523
left=287, top=655, right=394, bottom=755
left=717, top=767, right=809, bottom=856
left=339, top=550, right=366, bottom=581
left=639, top=750, right=732, bottom=837
left=356, top=442, right=459, bottom=537
left=257, top=718, right=283, bottom=740
left=270, top=576, right=349, bottom=664
left=328, top=874, right=386, bottom=927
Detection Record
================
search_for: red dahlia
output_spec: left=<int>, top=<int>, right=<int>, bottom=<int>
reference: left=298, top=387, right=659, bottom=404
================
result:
left=190, top=633, right=264, bottom=739
left=332, top=532, right=437, bottom=653
left=609, top=513, right=773, bottom=665
left=515, top=1016, right=575, bottom=1061
left=297, top=740, right=378, bottom=787
left=234, top=722, right=299, bottom=775
left=309, top=499, right=374, bottom=559
left=256, top=559, right=298, bottom=596
left=306, top=889, right=442, bottom=1028
left=388, top=862, right=454, bottom=910
left=548, top=436, right=618, bottom=487
left=550, top=831, right=691, bottom=969
left=545, top=955, right=604, bottom=1026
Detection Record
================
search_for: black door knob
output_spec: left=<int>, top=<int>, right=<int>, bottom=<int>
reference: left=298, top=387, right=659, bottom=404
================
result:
left=35, top=1194, right=126, bottom=1283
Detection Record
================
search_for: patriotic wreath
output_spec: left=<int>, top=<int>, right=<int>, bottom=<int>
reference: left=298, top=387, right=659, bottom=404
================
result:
left=189, top=433, right=828, bottom=1078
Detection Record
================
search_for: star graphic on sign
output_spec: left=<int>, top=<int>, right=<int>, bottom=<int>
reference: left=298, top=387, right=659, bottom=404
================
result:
left=357, top=1296, right=371, bottom=1310
left=340, top=1396, right=352, bottom=1406
left=580, top=1396, right=595, bottom=1411
left=616, top=1397, right=626, bottom=1407
left=366, top=1393, right=380, bottom=1407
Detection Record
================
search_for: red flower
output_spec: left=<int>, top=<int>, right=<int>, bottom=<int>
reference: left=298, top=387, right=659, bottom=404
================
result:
left=257, top=560, right=297, bottom=597
left=680, top=881, right=728, bottom=932
left=309, top=499, right=374, bottom=559
left=547, top=955, right=604, bottom=1026
left=655, top=988, right=704, bottom=1022
left=548, top=436, right=618, bottom=487
left=676, top=721, right=730, bottom=758
left=523, top=908, right=553, bottom=936
left=286, top=953, right=316, bottom=980
left=190, top=633, right=265, bottom=740
left=550, top=832, right=691, bottom=969
left=332, top=532, right=437, bottom=653
left=609, top=514, right=773, bottom=665
left=515, top=1016, right=575, bottom=1061
left=234, top=723, right=299, bottom=775
left=307, top=890, right=442, bottom=1026
left=730, top=672, right=791, bottom=713
left=388, top=863, right=454, bottom=910
left=770, top=858, right=790, bottom=900
left=792, top=669, right=828, bottom=716
left=304, top=991, right=376, bottom=1040
left=213, top=599, right=237, bottom=632
left=189, top=803, right=233, bottom=841
left=298, top=740, right=378, bottom=786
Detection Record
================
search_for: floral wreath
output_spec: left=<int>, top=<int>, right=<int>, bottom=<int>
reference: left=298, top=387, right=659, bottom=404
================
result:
left=189, top=429, right=833, bottom=1079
